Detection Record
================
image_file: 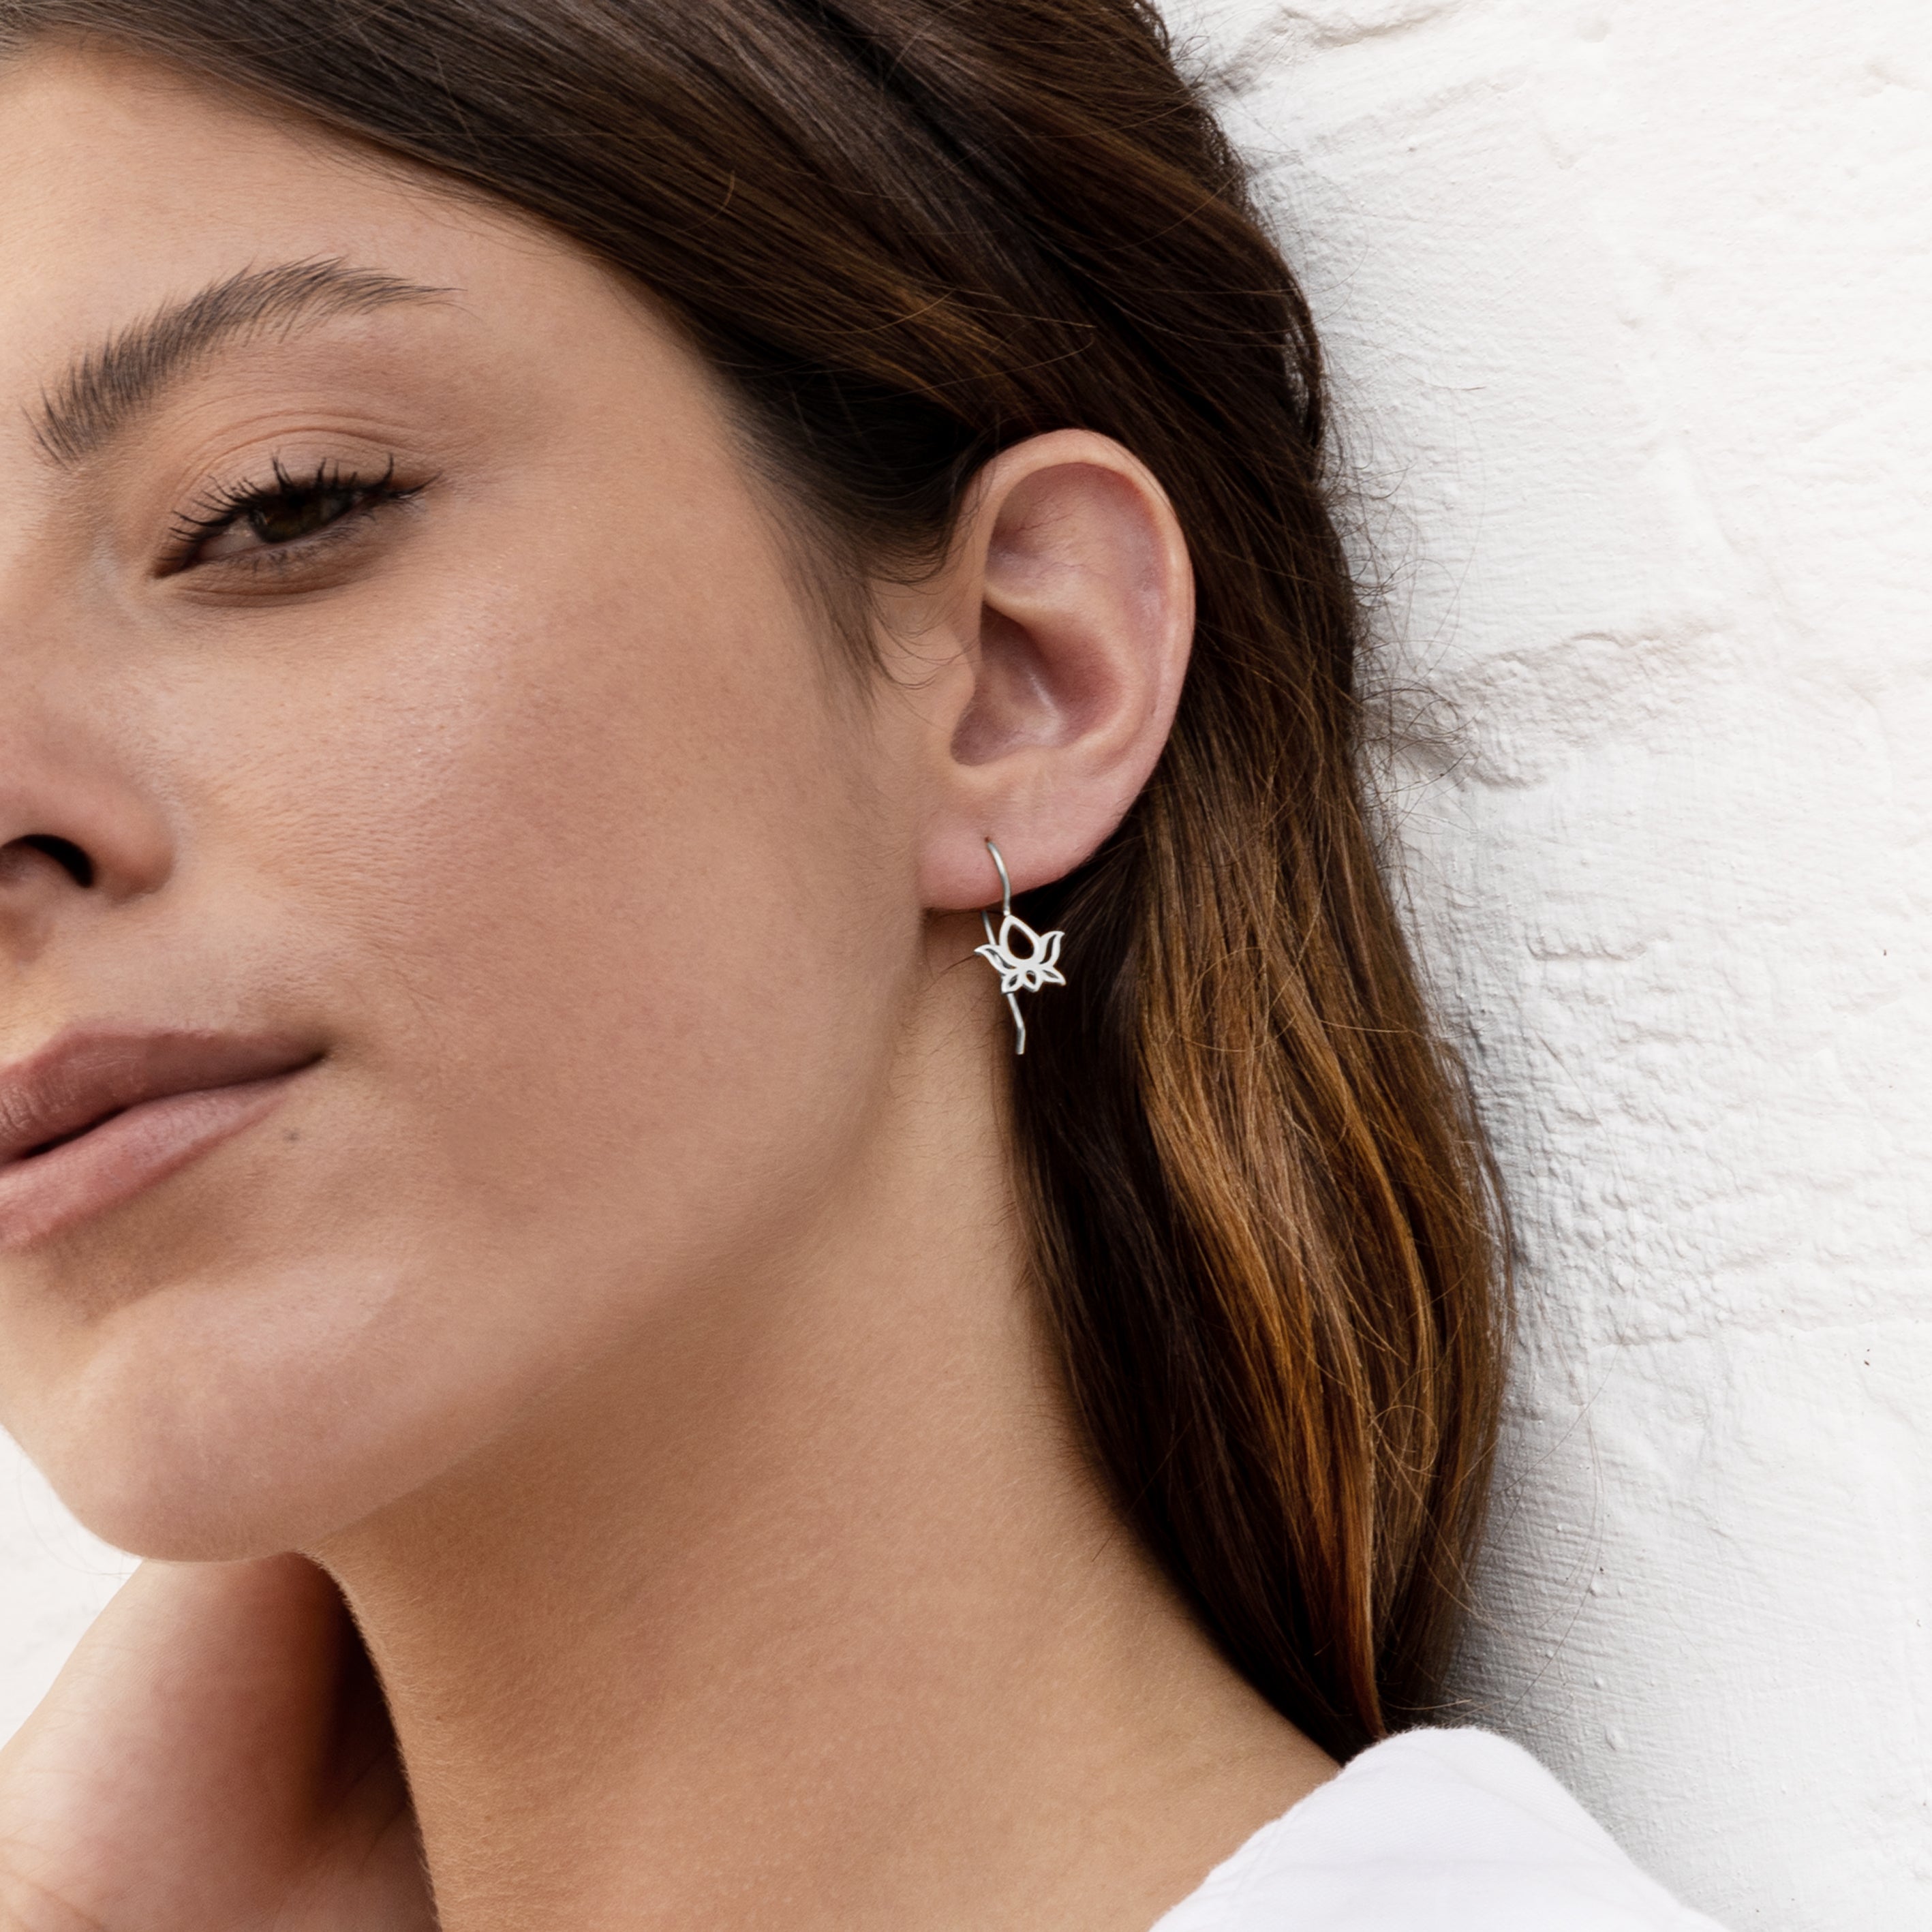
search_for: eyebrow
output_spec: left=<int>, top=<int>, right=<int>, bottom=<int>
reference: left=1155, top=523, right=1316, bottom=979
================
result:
left=29, top=258, right=452, bottom=466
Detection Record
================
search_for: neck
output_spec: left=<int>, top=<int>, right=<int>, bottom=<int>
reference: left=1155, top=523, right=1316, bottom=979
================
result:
left=313, top=984, right=1330, bottom=1931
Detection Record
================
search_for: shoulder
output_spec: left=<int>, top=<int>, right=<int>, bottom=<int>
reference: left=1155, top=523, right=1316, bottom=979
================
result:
left=1152, top=1728, right=1728, bottom=1932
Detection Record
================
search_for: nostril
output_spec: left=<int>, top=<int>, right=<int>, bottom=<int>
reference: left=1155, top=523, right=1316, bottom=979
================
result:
left=7, top=835, right=95, bottom=889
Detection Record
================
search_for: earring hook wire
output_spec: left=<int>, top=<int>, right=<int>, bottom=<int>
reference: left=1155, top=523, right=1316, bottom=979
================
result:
left=985, top=838, right=1015, bottom=919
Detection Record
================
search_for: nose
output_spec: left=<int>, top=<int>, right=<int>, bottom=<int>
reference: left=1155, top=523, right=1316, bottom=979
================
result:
left=0, top=726, right=175, bottom=959
left=0, top=831, right=94, bottom=889
left=0, top=425, right=177, bottom=960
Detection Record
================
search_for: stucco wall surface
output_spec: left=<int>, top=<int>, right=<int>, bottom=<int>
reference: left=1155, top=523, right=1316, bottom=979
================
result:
left=1161, top=0, right=1932, bottom=1924
left=0, top=3, right=1925, bottom=1927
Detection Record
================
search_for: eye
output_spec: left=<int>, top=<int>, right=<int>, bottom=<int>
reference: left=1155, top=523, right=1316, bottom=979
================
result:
left=166, top=455, right=420, bottom=573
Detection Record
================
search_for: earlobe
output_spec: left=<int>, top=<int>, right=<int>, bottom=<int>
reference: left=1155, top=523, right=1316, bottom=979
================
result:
left=915, top=429, right=1193, bottom=912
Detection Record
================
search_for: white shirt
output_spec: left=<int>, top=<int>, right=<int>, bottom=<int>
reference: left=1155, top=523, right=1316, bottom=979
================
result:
left=1153, top=1728, right=1727, bottom=1931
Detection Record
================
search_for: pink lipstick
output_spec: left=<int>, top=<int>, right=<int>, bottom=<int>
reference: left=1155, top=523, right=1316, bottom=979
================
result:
left=0, top=1030, right=320, bottom=1249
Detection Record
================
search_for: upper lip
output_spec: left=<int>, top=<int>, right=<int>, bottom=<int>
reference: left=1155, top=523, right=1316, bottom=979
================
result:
left=0, top=1029, right=322, bottom=1169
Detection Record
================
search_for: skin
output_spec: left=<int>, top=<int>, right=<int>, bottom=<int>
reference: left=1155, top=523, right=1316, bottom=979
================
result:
left=0, top=39, right=1334, bottom=1932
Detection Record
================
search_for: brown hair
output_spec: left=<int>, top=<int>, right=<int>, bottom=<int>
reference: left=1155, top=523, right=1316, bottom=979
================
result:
left=3, top=0, right=1508, bottom=1758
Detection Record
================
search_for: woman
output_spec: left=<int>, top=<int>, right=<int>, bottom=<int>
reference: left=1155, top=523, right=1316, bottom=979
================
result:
left=0, top=3, right=1720, bottom=1926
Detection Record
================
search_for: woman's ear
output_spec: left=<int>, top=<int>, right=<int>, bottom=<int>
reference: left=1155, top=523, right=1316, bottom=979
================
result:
left=901, top=429, right=1193, bottom=910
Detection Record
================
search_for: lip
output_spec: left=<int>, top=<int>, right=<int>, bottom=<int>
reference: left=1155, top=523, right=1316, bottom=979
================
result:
left=0, top=1030, right=321, bottom=1251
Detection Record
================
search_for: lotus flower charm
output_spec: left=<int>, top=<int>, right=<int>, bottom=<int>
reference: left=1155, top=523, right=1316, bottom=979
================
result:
left=975, top=912, right=1065, bottom=997
left=974, top=841, right=1066, bottom=1055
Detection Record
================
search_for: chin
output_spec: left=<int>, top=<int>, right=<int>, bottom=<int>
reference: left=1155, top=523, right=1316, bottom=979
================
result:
left=10, top=1256, right=511, bottom=1564
left=39, top=1437, right=348, bottom=1567
left=31, top=1387, right=418, bottom=1567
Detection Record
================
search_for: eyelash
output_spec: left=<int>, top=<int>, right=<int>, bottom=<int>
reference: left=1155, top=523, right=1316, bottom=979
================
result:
left=164, top=455, right=423, bottom=574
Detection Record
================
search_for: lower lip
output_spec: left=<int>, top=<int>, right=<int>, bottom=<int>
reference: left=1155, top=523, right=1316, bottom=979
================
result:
left=0, top=1071, right=307, bottom=1251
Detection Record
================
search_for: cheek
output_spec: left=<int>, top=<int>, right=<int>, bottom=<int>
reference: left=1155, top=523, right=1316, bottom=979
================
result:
left=288, top=530, right=902, bottom=1254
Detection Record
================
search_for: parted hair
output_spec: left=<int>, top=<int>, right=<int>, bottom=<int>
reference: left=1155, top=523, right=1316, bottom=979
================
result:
left=3, top=0, right=1509, bottom=1758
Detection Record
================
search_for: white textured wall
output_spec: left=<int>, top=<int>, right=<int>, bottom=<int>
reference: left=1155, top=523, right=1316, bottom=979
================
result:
left=1, top=3, right=1925, bottom=1924
left=1165, top=0, right=1932, bottom=1925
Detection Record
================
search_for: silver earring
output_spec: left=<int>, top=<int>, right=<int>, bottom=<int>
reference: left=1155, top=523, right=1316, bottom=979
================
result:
left=974, top=840, right=1067, bottom=1056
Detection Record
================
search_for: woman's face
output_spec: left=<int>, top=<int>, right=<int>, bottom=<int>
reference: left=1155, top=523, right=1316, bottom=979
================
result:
left=0, top=43, right=926, bottom=1557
